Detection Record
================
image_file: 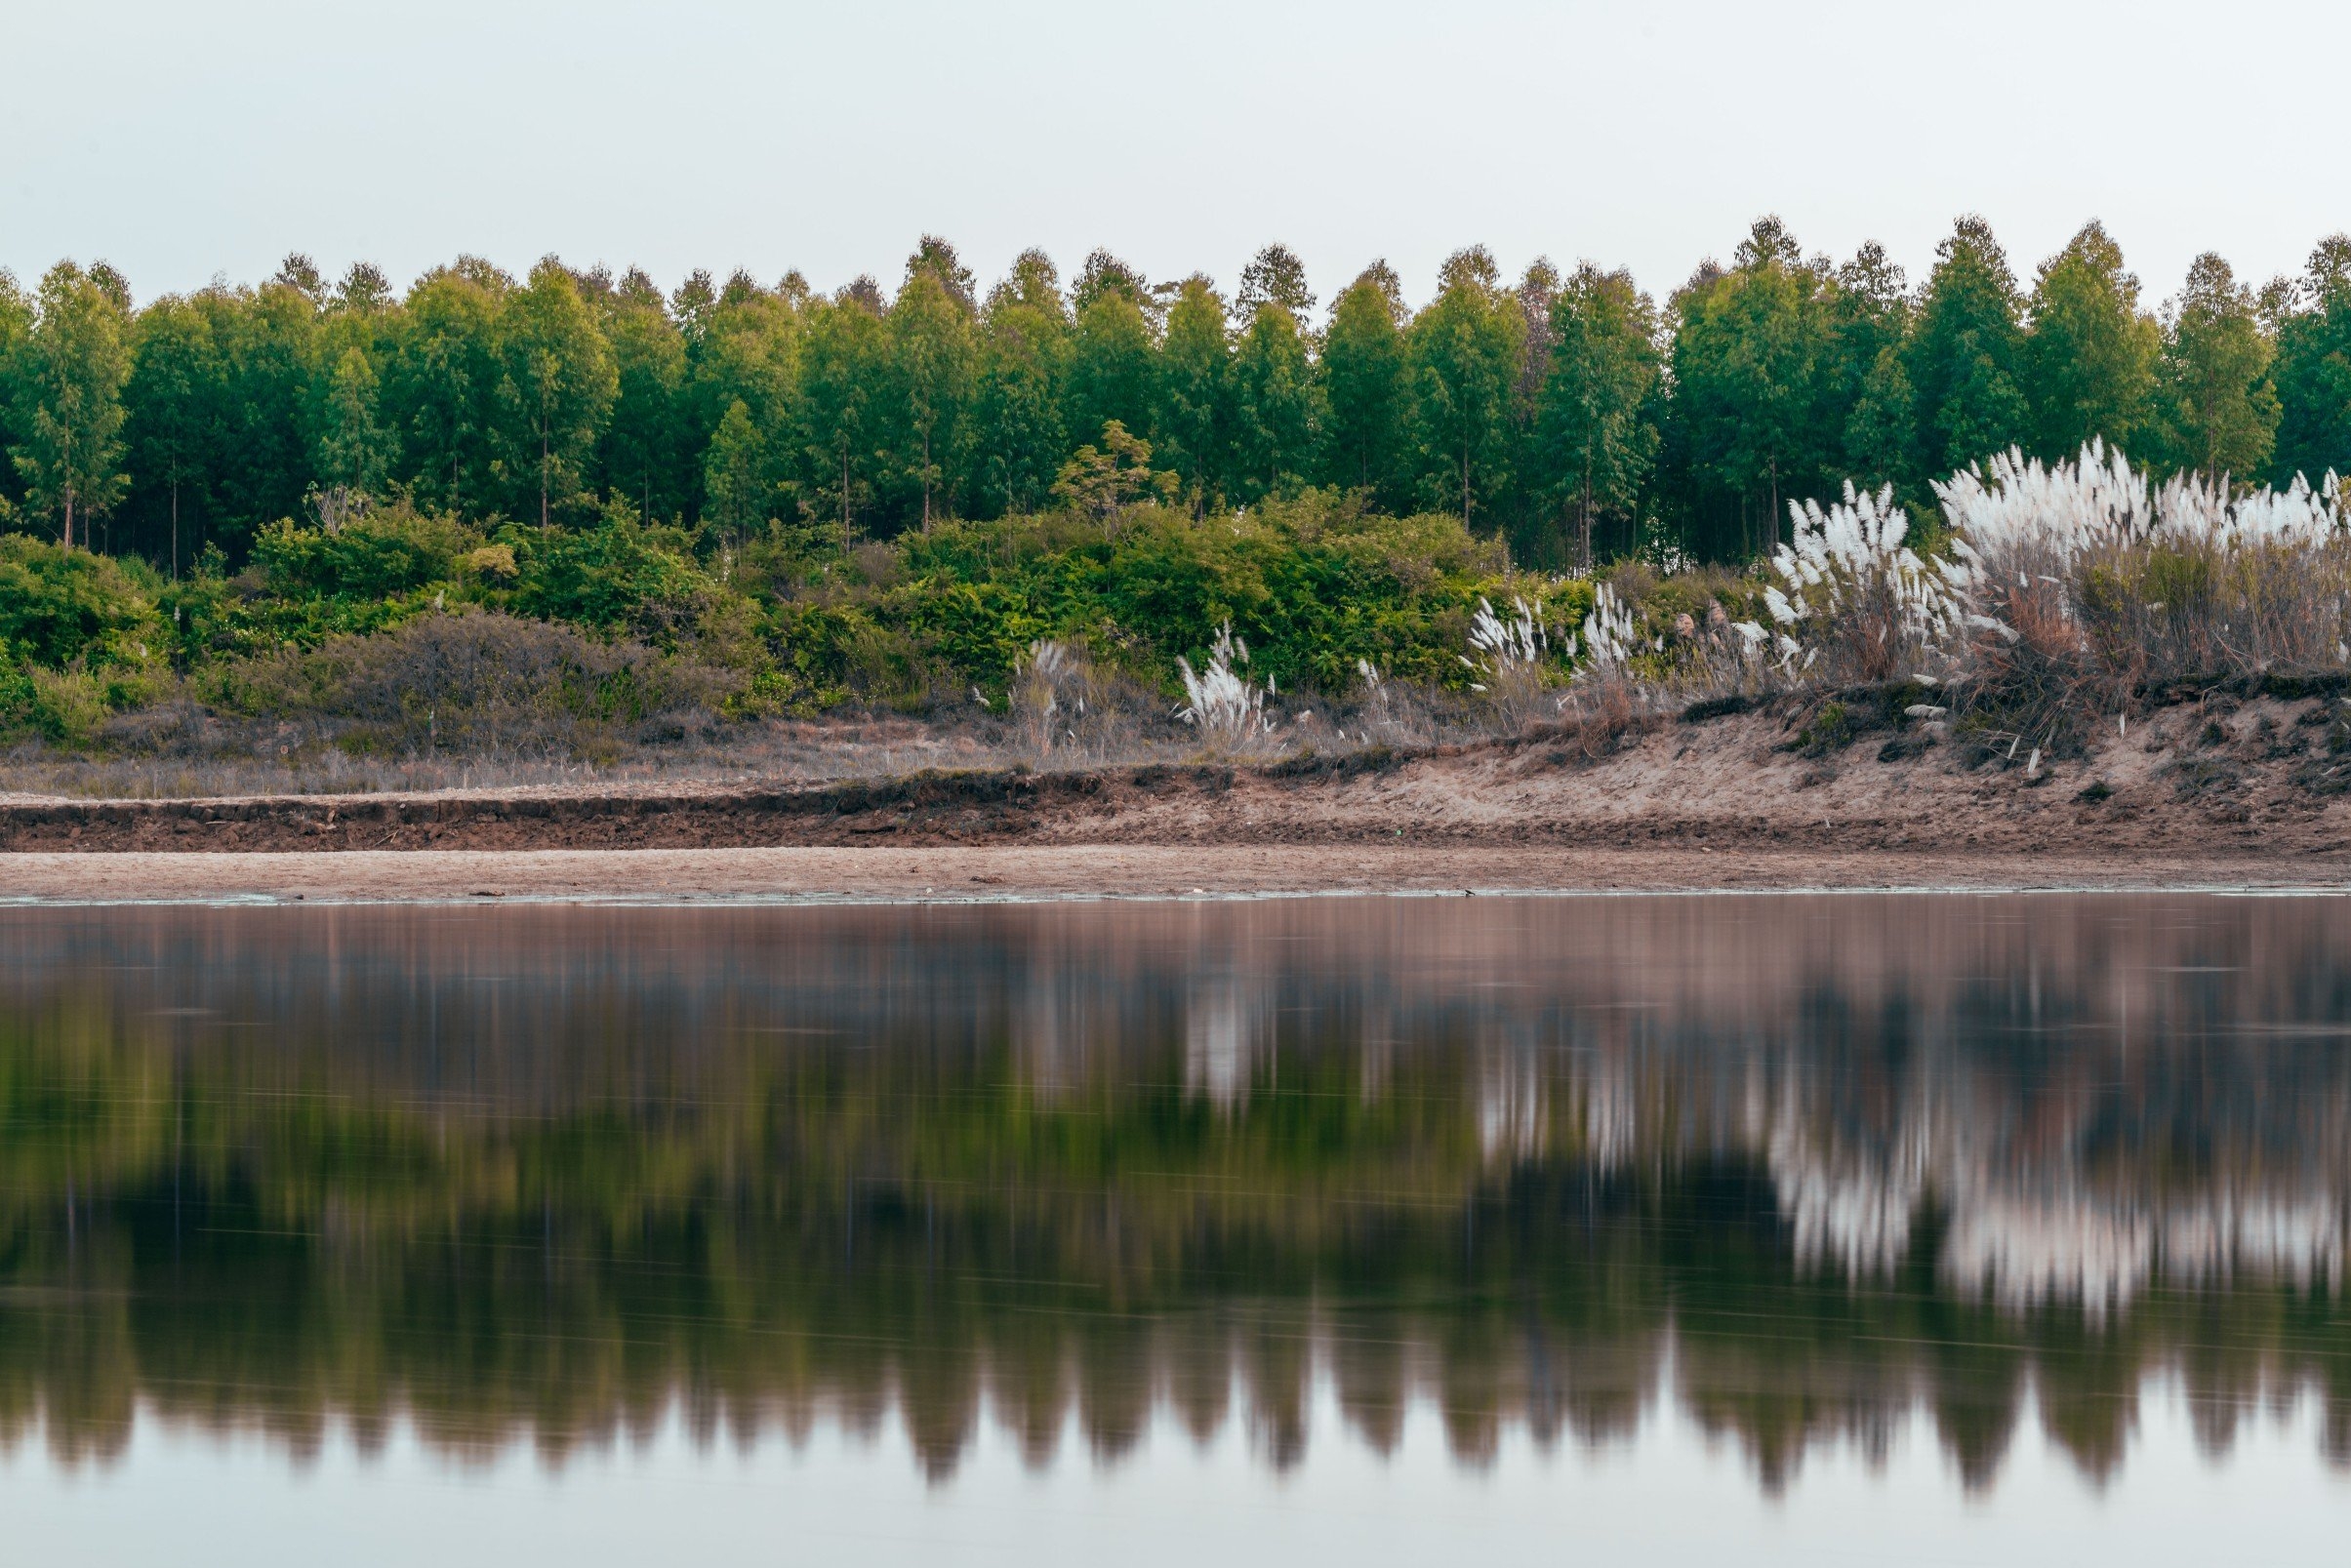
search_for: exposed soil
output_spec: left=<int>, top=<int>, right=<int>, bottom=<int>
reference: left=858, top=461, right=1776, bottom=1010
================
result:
left=3, top=678, right=2347, bottom=899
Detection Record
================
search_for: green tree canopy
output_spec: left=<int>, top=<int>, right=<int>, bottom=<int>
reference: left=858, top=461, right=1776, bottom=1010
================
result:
left=1532, top=264, right=1661, bottom=568
left=1906, top=217, right=2030, bottom=479
left=495, top=259, right=620, bottom=526
left=1154, top=276, right=1233, bottom=512
left=12, top=262, right=133, bottom=550
left=1319, top=262, right=1409, bottom=506
left=2020, top=221, right=2160, bottom=461
left=1407, top=247, right=1523, bottom=532
left=2157, top=253, right=2281, bottom=481
left=2272, top=236, right=2351, bottom=484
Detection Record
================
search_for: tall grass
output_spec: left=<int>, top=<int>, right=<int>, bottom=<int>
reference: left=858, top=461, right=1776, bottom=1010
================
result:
left=1561, top=444, right=2348, bottom=754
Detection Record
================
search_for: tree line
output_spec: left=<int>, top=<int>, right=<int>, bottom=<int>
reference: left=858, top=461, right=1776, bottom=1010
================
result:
left=3, top=216, right=2347, bottom=573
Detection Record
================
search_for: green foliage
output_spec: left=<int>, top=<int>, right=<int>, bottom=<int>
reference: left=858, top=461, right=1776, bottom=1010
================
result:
left=2019, top=221, right=2160, bottom=460
left=0, top=534, right=162, bottom=668
left=506, top=505, right=717, bottom=646
left=252, top=503, right=477, bottom=602
left=6, top=222, right=2351, bottom=748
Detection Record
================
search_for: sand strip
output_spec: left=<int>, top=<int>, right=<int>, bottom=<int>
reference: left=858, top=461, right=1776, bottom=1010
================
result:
left=4, top=844, right=2347, bottom=905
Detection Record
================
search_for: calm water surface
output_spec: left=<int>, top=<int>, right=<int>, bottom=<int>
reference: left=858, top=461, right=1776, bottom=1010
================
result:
left=1, top=893, right=2347, bottom=1562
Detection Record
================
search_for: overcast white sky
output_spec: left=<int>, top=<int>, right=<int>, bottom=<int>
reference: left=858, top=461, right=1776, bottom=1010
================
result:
left=6, top=0, right=2348, bottom=313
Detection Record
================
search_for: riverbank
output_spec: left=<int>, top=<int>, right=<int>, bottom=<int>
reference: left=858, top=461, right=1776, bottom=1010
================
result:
left=3, top=676, right=2344, bottom=899
left=4, top=842, right=2347, bottom=904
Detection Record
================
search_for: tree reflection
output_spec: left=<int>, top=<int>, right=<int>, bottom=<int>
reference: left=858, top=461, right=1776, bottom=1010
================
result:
left=0, top=895, right=2347, bottom=1491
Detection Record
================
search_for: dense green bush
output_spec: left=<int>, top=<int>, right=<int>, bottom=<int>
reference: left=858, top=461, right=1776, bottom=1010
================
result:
left=9, top=487, right=1616, bottom=750
left=0, top=536, right=164, bottom=669
left=503, top=507, right=718, bottom=647
left=251, top=504, right=477, bottom=601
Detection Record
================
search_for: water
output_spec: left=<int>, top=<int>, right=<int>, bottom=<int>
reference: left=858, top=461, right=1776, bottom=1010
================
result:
left=1, top=893, right=2346, bottom=1562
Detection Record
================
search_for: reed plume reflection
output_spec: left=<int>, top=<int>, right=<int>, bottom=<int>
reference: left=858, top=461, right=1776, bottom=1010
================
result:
left=0, top=894, right=2347, bottom=1493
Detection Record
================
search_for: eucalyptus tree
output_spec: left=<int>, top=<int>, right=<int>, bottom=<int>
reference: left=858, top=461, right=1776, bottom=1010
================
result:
left=1236, top=244, right=1315, bottom=323
left=11, top=261, right=132, bottom=550
left=2020, top=221, right=2160, bottom=461
left=971, top=250, right=1073, bottom=517
left=1667, top=220, right=1838, bottom=557
left=0, top=272, right=29, bottom=519
left=2271, top=236, right=2351, bottom=486
left=2157, top=253, right=2280, bottom=482
left=598, top=267, right=689, bottom=523
left=1406, top=246, right=1522, bottom=531
left=1825, top=243, right=1913, bottom=491
left=1905, top=217, right=2030, bottom=480
left=121, top=292, right=220, bottom=572
left=1319, top=261, right=1409, bottom=504
left=1154, top=275, right=1233, bottom=512
left=1232, top=300, right=1317, bottom=503
left=890, top=246, right=976, bottom=530
left=1068, top=262, right=1158, bottom=453
left=685, top=272, right=801, bottom=531
left=384, top=259, right=508, bottom=517
left=797, top=284, right=890, bottom=546
left=314, top=347, right=392, bottom=529
left=1531, top=263, right=1661, bottom=568
left=495, top=259, right=619, bottom=526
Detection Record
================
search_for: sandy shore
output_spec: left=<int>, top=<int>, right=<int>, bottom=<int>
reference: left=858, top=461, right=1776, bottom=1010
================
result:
left=4, top=843, right=2347, bottom=904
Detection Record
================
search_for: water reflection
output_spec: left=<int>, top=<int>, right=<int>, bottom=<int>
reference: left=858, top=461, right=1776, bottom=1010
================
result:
left=0, top=895, right=2348, bottom=1494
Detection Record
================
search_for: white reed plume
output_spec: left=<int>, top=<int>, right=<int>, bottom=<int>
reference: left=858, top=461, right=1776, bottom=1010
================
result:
left=1012, top=638, right=1080, bottom=755
left=1935, top=439, right=2345, bottom=556
left=1933, top=439, right=2155, bottom=557
left=1176, top=621, right=1271, bottom=742
left=1578, top=583, right=1642, bottom=675
left=1466, top=595, right=1549, bottom=684
left=1764, top=481, right=1968, bottom=680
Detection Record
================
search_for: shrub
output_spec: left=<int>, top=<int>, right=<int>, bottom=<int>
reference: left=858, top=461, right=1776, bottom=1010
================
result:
left=251, top=503, right=478, bottom=601
left=0, top=536, right=164, bottom=669
left=506, top=509, right=718, bottom=648
left=215, top=610, right=737, bottom=756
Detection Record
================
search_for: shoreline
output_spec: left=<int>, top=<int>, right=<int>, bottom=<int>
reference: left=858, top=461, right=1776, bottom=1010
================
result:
left=4, top=844, right=2346, bottom=905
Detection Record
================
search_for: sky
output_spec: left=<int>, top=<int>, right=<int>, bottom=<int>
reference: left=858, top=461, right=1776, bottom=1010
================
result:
left=7, top=0, right=2350, bottom=314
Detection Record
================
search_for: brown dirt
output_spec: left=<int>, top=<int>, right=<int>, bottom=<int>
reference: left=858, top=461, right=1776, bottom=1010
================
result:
left=3, top=684, right=2346, bottom=900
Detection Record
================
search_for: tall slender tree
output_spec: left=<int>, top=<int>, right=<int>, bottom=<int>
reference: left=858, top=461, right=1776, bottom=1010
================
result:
left=1319, top=262, right=1408, bottom=504
left=598, top=267, right=689, bottom=522
left=1669, top=220, right=1838, bottom=556
left=2157, top=253, right=2280, bottom=481
left=1406, top=247, right=1522, bottom=531
left=1232, top=302, right=1317, bottom=503
left=798, top=286, right=889, bottom=546
left=495, top=259, right=619, bottom=527
left=1154, top=276, right=1232, bottom=512
left=1532, top=264, right=1661, bottom=569
left=12, top=262, right=133, bottom=550
left=971, top=251, right=1072, bottom=517
left=1236, top=244, right=1316, bottom=324
left=122, top=293, right=220, bottom=574
left=0, top=272, right=34, bottom=520
left=314, top=346, right=392, bottom=528
left=2020, top=221, right=2160, bottom=461
left=1906, top=217, right=2030, bottom=481
left=889, top=258, right=975, bottom=529
left=2272, top=236, right=2351, bottom=485
left=385, top=260, right=508, bottom=517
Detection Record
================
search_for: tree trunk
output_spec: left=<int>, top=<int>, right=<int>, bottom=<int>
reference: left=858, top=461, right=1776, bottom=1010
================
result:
left=62, top=490, right=74, bottom=552
left=171, top=478, right=180, bottom=580
left=541, top=425, right=551, bottom=528
left=1580, top=466, right=1594, bottom=574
